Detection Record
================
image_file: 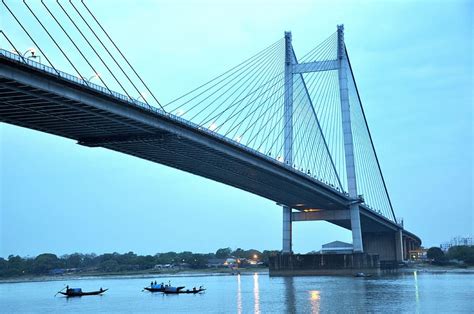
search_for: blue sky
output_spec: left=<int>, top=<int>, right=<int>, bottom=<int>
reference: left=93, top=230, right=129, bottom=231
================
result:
left=1, top=0, right=472, bottom=257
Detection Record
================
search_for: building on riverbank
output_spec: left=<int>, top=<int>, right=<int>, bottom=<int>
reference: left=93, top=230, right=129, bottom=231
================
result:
left=320, top=241, right=353, bottom=254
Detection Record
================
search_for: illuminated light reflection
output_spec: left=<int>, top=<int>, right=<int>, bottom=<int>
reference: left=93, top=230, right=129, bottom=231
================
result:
left=253, top=272, right=260, bottom=314
left=414, top=271, right=419, bottom=306
left=237, top=274, right=242, bottom=314
left=309, top=290, right=321, bottom=314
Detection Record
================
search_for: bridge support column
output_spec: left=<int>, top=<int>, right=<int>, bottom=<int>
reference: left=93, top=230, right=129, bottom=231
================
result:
left=395, top=229, right=404, bottom=262
left=350, top=204, right=363, bottom=252
left=282, top=206, right=292, bottom=254
left=337, top=24, right=363, bottom=253
left=282, top=31, right=294, bottom=254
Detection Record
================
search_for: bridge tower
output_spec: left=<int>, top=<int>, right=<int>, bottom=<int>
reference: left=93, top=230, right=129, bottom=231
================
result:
left=281, top=26, right=364, bottom=254
left=337, top=25, right=363, bottom=252
left=282, top=31, right=293, bottom=254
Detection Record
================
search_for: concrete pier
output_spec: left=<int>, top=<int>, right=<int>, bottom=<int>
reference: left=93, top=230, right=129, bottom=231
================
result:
left=269, top=253, right=380, bottom=276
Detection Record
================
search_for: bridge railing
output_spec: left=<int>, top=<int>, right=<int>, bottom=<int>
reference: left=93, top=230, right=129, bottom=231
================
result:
left=0, top=49, right=167, bottom=114
left=0, top=48, right=348, bottom=199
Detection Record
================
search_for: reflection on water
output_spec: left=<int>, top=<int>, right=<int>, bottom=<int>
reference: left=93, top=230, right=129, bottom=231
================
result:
left=0, top=272, right=472, bottom=313
left=309, top=290, right=321, bottom=314
left=236, top=274, right=242, bottom=314
left=284, top=277, right=296, bottom=313
left=253, top=272, right=260, bottom=313
left=414, top=271, right=420, bottom=312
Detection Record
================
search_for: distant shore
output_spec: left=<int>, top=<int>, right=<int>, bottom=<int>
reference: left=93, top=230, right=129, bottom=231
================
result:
left=0, top=267, right=269, bottom=284
left=2, top=264, right=473, bottom=284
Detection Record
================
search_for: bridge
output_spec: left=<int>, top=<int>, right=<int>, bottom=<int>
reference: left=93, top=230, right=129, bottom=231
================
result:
left=0, top=1, right=420, bottom=263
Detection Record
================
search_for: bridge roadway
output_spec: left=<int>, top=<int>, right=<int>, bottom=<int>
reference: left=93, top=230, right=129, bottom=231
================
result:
left=0, top=50, right=421, bottom=254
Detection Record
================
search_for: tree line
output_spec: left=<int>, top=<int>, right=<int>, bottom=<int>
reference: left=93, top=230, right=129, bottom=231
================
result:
left=426, top=245, right=474, bottom=265
left=0, top=248, right=279, bottom=278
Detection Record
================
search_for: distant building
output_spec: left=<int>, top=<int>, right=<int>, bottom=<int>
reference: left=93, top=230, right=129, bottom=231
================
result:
left=154, top=264, right=174, bottom=270
left=321, top=241, right=353, bottom=254
left=224, top=258, right=237, bottom=266
left=206, top=258, right=226, bottom=268
left=409, top=248, right=427, bottom=261
left=440, top=236, right=473, bottom=252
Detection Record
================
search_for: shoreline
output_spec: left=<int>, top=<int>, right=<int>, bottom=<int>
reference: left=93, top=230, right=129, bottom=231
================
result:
left=400, top=265, right=474, bottom=274
left=0, top=268, right=269, bottom=284
left=1, top=265, right=473, bottom=284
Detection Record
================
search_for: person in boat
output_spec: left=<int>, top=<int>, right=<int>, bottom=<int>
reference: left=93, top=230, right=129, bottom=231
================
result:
left=193, top=287, right=196, bottom=292
left=66, top=285, right=70, bottom=293
left=100, top=287, right=103, bottom=292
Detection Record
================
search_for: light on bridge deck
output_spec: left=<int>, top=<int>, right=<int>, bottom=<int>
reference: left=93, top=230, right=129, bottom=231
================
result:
left=209, top=123, right=218, bottom=131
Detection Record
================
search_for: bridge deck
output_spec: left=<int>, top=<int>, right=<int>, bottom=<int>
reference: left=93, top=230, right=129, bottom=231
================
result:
left=0, top=52, right=421, bottom=245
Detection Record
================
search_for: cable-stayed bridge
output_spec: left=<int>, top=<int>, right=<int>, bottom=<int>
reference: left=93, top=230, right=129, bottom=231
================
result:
left=0, top=1, right=420, bottom=262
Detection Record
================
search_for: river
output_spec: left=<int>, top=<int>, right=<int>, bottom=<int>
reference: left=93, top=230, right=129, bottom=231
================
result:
left=1, top=271, right=473, bottom=313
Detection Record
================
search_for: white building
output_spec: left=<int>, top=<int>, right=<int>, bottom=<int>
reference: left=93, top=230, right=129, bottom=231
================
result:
left=321, top=241, right=353, bottom=254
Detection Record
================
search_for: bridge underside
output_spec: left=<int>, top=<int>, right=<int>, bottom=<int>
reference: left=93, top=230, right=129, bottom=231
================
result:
left=0, top=56, right=421, bottom=253
left=0, top=57, right=350, bottom=212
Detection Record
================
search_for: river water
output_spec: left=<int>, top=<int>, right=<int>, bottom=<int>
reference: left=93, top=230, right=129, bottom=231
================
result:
left=1, top=271, right=473, bottom=313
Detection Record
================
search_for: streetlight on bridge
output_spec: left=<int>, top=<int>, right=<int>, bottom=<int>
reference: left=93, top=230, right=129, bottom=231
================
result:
left=22, top=47, right=41, bottom=63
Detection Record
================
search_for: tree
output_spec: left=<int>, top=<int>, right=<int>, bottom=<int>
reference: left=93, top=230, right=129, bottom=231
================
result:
left=447, top=246, right=474, bottom=265
left=99, top=259, right=119, bottom=272
left=215, top=248, right=232, bottom=259
left=232, top=248, right=245, bottom=258
left=427, top=247, right=444, bottom=263
left=33, top=253, right=60, bottom=274
left=63, top=253, right=83, bottom=268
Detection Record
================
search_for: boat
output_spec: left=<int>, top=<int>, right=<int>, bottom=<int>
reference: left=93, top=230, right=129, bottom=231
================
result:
left=144, top=283, right=185, bottom=293
left=354, top=272, right=372, bottom=278
left=164, top=287, right=206, bottom=294
left=58, top=288, right=108, bottom=297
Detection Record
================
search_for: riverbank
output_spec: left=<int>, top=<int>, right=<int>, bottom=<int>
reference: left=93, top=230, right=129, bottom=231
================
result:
left=401, top=264, right=474, bottom=274
left=2, top=264, right=473, bottom=284
left=0, top=267, right=269, bottom=284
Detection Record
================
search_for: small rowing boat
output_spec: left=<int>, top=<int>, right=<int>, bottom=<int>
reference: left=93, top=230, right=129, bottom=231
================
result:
left=58, top=287, right=108, bottom=297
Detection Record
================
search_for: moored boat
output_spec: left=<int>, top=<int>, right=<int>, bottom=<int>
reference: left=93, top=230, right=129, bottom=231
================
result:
left=164, top=286, right=206, bottom=294
left=58, top=287, right=108, bottom=297
left=144, top=282, right=185, bottom=293
left=143, top=285, right=184, bottom=292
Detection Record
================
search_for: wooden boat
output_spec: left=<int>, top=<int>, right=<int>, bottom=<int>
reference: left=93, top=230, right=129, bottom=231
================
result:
left=59, top=288, right=108, bottom=297
left=164, top=287, right=206, bottom=294
left=354, top=272, right=372, bottom=278
left=144, top=285, right=185, bottom=293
